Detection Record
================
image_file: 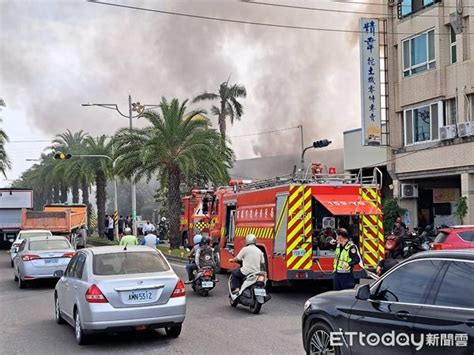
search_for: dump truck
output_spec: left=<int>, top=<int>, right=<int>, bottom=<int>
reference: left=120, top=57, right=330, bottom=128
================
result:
left=21, top=204, right=88, bottom=248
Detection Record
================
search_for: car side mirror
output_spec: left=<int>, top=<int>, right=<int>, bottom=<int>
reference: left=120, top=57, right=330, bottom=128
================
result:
left=356, top=284, right=371, bottom=300
left=10, top=247, right=18, bottom=253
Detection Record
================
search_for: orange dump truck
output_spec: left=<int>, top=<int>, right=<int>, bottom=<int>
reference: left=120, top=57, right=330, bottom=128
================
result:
left=21, top=204, right=87, bottom=247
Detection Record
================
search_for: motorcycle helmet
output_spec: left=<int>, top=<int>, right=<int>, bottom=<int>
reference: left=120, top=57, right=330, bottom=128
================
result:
left=245, top=234, right=257, bottom=246
left=424, top=225, right=433, bottom=233
left=200, top=235, right=209, bottom=246
left=193, top=234, right=202, bottom=245
left=161, top=217, right=166, bottom=222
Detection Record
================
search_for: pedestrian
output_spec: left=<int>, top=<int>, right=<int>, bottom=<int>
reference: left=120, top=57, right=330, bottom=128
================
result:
left=119, top=227, right=138, bottom=246
left=333, top=228, right=360, bottom=291
left=142, top=221, right=156, bottom=235
left=104, top=214, right=109, bottom=239
left=118, top=215, right=124, bottom=238
left=141, top=230, right=160, bottom=248
left=107, top=215, right=114, bottom=241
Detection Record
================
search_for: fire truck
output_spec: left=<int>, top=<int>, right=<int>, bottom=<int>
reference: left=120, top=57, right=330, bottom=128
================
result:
left=180, top=168, right=384, bottom=283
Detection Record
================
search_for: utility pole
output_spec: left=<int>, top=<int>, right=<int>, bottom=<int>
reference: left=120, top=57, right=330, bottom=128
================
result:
left=299, top=125, right=305, bottom=177
left=129, top=94, right=138, bottom=236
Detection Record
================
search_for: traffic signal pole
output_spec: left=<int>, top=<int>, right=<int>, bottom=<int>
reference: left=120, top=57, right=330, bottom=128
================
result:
left=129, top=94, right=138, bottom=237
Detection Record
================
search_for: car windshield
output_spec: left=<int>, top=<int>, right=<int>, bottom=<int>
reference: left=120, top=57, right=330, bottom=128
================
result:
left=93, top=251, right=170, bottom=275
left=19, top=232, right=51, bottom=240
left=434, top=232, right=449, bottom=243
left=29, top=240, right=71, bottom=251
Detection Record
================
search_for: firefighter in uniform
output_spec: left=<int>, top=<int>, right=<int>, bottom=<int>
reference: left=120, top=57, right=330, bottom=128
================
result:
left=333, top=228, right=360, bottom=290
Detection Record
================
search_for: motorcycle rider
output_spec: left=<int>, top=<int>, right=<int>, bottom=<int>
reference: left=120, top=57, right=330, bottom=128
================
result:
left=391, top=221, right=406, bottom=258
left=333, top=228, right=360, bottom=290
left=229, top=234, right=265, bottom=294
left=195, top=235, right=216, bottom=278
left=376, top=251, right=398, bottom=276
left=185, top=234, right=202, bottom=282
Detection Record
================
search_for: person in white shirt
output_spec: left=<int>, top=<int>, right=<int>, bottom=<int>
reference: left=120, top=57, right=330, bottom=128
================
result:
left=141, top=230, right=159, bottom=248
left=142, top=221, right=156, bottom=235
left=229, top=234, right=265, bottom=293
left=107, top=215, right=114, bottom=241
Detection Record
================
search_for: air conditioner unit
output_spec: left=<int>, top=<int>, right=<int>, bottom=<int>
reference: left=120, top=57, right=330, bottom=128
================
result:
left=400, top=183, right=419, bottom=199
left=322, top=217, right=335, bottom=230
left=439, top=125, right=457, bottom=140
left=457, top=121, right=474, bottom=137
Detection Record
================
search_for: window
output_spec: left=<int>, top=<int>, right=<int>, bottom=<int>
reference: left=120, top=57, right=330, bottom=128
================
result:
left=467, top=94, right=474, bottom=122
left=399, top=0, right=438, bottom=18
left=29, top=240, right=71, bottom=251
left=93, top=251, right=170, bottom=275
left=450, top=27, right=457, bottom=64
left=458, top=231, right=474, bottom=243
left=74, top=253, right=87, bottom=279
left=433, top=261, right=474, bottom=308
left=65, top=254, right=79, bottom=277
left=444, top=98, right=457, bottom=125
left=404, top=102, right=441, bottom=145
left=373, top=260, right=442, bottom=304
left=402, top=30, right=435, bottom=77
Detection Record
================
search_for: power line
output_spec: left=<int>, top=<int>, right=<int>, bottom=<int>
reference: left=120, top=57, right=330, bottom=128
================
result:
left=229, top=126, right=299, bottom=138
left=88, top=0, right=470, bottom=36
left=8, top=140, right=52, bottom=143
left=326, top=0, right=474, bottom=8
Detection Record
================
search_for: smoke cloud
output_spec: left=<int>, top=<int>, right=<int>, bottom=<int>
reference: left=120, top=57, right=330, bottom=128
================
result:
left=0, top=0, right=372, bottom=161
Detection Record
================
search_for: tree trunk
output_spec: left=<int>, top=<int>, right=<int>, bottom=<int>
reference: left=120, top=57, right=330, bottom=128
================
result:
left=96, top=170, right=107, bottom=238
left=81, top=178, right=89, bottom=205
left=72, top=182, right=79, bottom=204
left=218, top=101, right=226, bottom=141
left=60, top=183, right=68, bottom=203
left=167, top=166, right=181, bottom=249
left=53, top=184, right=60, bottom=202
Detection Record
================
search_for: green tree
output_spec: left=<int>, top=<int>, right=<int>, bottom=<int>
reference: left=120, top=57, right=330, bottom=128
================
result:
left=0, top=98, right=11, bottom=177
left=193, top=80, right=246, bottom=141
left=83, top=135, right=114, bottom=238
left=52, top=130, right=90, bottom=204
left=382, top=198, right=406, bottom=233
left=114, top=98, right=234, bottom=248
left=455, top=196, right=468, bottom=225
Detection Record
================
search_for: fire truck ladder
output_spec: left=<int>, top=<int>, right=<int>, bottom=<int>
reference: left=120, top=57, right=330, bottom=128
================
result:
left=357, top=168, right=384, bottom=268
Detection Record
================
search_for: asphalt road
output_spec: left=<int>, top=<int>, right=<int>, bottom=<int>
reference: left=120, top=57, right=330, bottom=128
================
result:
left=0, top=250, right=331, bottom=354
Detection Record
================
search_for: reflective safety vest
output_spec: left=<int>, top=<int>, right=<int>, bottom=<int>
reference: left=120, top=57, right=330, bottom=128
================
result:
left=333, top=242, right=354, bottom=273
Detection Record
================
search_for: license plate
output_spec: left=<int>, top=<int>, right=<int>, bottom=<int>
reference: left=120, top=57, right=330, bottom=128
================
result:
left=126, top=290, right=156, bottom=303
left=254, top=288, right=267, bottom=297
left=292, top=249, right=305, bottom=257
left=202, top=281, right=214, bottom=288
left=45, top=259, right=58, bottom=264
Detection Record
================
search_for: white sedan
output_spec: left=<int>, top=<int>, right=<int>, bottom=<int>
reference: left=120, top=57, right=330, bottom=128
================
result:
left=9, top=230, right=53, bottom=267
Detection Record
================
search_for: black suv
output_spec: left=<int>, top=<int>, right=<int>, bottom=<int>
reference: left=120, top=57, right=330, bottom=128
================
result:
left=302, top=250, right=474, bottom=355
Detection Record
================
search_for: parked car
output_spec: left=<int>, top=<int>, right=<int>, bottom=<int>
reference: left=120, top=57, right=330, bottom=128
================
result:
left=302, top=250, right=474, bottom=355
left=54, top=246, right=186, bottom=345
left=13, top=235, right=75, bottom=288
left=9, top=230, right=53, bottom=267
left=431, top=225, right=474, bottom=250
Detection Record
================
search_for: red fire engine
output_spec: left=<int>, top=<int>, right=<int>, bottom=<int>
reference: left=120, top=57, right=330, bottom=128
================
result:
left=180, top=168, right=384, bottom=283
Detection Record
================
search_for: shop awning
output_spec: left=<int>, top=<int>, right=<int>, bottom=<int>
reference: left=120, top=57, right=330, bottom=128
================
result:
left=313, top=194, right=382, bottom=216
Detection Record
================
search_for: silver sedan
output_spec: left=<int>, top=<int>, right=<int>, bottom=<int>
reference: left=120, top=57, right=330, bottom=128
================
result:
left=13, top=236, right=75, bottom=288
left=54, top=246, right=186, bottom=345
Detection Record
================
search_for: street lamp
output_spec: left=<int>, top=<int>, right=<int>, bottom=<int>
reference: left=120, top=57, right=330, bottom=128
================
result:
left=300, top=139, right=332, bottom=179
left=82, top=95, right=160, bottom=236
left=54, top=152, right=120, bottom=241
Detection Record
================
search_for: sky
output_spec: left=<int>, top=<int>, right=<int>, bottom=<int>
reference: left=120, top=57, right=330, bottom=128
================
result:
left=0, top=0, right=374, bottom=187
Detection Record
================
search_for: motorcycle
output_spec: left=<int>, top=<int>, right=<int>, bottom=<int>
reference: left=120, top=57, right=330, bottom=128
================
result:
left=403, top=232, right=430, bottom=258
left=228, top=271, right=271, bottom=314
left=191, top=266, right=216, bottom=297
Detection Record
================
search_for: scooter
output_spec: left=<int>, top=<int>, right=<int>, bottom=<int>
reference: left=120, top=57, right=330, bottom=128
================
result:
left=228, top=271, right=271, bottom=314
left=403, top=232, right=430, bottom=258
left=191, top=266, right=216, bottom=297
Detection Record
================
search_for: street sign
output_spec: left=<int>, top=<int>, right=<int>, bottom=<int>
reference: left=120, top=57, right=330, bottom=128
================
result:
left=360, top=18, right=382, bottom=146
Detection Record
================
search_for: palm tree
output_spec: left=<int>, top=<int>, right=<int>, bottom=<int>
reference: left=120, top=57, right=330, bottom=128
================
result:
left=193, top=80, right=246, bottom=141
left=0, top=98, right=11, bottom=178
left=83, top=135, right=114, bottom=238
left=52, top=130, right=90, bottom=203
left=114, top=98, right=233, bottom=248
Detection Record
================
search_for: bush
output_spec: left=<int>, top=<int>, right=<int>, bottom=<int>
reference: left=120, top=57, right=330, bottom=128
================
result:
left=382, top=198, right=406, bottom=233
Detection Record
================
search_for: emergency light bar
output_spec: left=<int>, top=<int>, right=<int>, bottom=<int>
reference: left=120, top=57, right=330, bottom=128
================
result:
left=229, top=179, right=253, bottom=186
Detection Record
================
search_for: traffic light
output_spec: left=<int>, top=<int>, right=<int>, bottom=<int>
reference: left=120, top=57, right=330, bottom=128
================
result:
left=54, top=152, right=72, bottom=160
left=312, top=139, right=332, bottom=148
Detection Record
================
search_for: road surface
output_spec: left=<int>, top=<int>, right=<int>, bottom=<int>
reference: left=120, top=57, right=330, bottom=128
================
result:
left=0, top=250, right=333, bottom=354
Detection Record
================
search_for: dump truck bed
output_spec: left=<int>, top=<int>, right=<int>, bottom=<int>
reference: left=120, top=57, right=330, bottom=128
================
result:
left=21, top=205, right=87, bottom=233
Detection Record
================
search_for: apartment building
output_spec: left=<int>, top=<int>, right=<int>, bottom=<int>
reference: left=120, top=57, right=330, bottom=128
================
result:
left=386, top=0, right=474, bottom=228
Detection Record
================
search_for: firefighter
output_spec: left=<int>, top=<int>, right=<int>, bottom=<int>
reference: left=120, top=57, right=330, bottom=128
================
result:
left=333, top=228, right=360, bottom=291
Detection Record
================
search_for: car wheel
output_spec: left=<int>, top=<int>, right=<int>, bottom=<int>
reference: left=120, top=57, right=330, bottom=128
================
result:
left=55, top=295, right=65, bottom=324
left=165, top=325, right=182, bottom=338
left=10, top=259, right=14, bottom=268
left=307, top=322, right=339, bottom=355
left=14, top=273, right=18, bottom=282
left=18, top=274, right=27, bottom=289
left=74, top=309, right=89, bottom=345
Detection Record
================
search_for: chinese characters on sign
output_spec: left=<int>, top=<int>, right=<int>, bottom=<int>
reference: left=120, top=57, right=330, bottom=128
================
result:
left=360, top=19, right=382, bottom=146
